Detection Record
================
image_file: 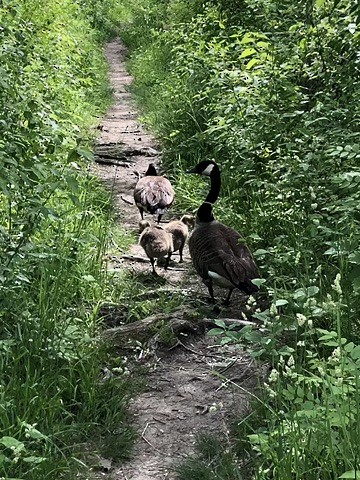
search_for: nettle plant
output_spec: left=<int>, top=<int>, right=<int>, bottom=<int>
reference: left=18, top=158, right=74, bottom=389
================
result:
left=249, top=328, right=360, bottom=480
left=210, top=274, right=360, bottom=478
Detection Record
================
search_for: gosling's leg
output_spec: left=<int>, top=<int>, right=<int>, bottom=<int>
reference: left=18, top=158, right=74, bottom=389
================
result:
left=164, top=252, right=172, bottom=270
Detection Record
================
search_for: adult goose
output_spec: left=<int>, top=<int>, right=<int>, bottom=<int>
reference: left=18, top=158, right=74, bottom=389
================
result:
left=187, top=160, right=259, bottom=305
left=134, top=163, right=174, bottom=223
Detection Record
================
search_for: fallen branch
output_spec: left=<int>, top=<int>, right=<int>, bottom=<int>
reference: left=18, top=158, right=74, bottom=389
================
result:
left=120, top=195, right=134, bottom=205
left=120, top=254, right=149, bottom=263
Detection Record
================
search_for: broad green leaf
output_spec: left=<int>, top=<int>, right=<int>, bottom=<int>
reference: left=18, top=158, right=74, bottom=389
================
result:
left=0, top=436, right=24, bottom=450
left=254, top=249, right=269, bottom=255
left=214, top=319, right=226, bottom=328
left=240, top=48, right=256, bottom=58
left=246, top=58, right=260, bottom=69
left=207, top=328, right=225, bottom=336
left=339, top=471, right=360, bottom=479
left=251, top=278, right=266, bottom=287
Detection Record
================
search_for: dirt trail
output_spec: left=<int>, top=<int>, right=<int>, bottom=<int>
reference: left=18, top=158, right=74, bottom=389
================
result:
left=91, top=38, right=262, bottom=480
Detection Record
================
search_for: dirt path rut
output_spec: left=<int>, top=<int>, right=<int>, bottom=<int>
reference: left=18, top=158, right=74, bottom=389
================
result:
left=91, top=38, right=262, bottom=480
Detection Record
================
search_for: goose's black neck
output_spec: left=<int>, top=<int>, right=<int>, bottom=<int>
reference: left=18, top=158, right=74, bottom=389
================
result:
left=204, top=163, right=221, bottom=204
left=145, top=164, right=158, bottom=176
left=196, top=202, right=215, bottom=223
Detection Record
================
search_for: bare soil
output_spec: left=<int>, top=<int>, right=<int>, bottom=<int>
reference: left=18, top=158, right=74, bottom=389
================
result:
left=90, top=38, right=264, bottom=480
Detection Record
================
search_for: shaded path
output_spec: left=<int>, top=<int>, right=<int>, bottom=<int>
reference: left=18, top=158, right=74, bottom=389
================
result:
left=91, top=38, right=262, bottom=480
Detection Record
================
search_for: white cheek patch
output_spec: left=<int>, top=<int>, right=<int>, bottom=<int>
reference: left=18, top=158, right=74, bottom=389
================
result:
left=202, top=164, right=214, bottom=176
left=208, top=271, right=233, bottom=288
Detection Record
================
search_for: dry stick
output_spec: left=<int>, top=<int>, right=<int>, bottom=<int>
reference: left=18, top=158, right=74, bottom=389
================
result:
left=120, top=195, right=134, bottom=205
left=141, top=422, right=164, bottom=455
left=121, top=254, right=150, bottom=263
left=168, top=339, right=227, bottom=359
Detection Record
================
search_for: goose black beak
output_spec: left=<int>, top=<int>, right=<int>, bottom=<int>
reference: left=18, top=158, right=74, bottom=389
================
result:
left=186, top=166, right=197, bottom=174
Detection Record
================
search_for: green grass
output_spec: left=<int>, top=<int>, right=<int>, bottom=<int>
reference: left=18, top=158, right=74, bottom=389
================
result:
left=0, top=1, right=140, bottom=478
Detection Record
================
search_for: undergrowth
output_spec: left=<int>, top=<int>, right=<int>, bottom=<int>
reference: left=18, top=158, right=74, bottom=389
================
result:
left=0, top=1, right=138, bottom=478
left=111, top=0, right=360, bottom=478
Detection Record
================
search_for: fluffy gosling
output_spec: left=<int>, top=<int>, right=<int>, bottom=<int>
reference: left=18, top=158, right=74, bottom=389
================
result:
left=164, top=215, right=194, bottom=263
left=139, top=223, right=174, bottom=274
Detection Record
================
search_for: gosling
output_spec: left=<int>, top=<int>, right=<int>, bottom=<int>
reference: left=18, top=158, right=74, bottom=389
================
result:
left=164, top=215, right=194, bottom=263
left=139, top=222, right=174, bottom=274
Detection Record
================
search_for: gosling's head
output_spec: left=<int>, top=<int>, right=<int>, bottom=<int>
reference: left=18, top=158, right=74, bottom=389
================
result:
left=180, top=214, right=195, bottom=229
left=139, top=219, right=152, bottom=233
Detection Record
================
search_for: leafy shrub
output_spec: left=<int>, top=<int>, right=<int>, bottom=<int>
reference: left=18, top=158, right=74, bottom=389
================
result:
left=0, top=1, right=134, bottom=478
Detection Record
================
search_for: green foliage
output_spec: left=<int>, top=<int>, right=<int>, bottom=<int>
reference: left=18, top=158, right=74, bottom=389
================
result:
left=177, top=435, right=244, bottom=480
left=116, top=0, right=360, bottom=478
left=0, top=1, right=134, bottom=478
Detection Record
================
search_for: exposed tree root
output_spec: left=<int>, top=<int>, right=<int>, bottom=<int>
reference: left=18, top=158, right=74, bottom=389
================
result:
left=101, top=306, right=257, bottom=346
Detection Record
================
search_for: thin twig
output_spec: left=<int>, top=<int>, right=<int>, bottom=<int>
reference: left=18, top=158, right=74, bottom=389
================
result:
left=141, top=422, right=164, bottom=454
left=168, top=339, right=225, bottom=359
left=120, top=195, right=134, bottom=205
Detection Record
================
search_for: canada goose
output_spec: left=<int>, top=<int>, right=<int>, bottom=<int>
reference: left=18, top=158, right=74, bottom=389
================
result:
left=164, top=215, right=194, bottom=263
left=133, top=163, right=174, bottom=223
left=139, top=224, right=174, bottom=274
left=187, top=160, right=260, bottom=304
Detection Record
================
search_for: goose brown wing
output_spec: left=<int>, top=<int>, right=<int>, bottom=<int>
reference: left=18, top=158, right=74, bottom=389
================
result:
left=134, top=177, right=174, bottom=212
left=189, top=222, right=259, bottom=287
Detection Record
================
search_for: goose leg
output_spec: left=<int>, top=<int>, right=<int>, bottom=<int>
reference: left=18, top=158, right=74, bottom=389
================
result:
left=150, top=258, right=157, bottom=275
left=179, top=246, right=184, bottom=263
left=157, top=213, right=162, bottom=224
left=207, top=283, right=216, bottom=304
left=223, top=288, right=234, bottom=306
left=139, top=207, right=144, bottom=220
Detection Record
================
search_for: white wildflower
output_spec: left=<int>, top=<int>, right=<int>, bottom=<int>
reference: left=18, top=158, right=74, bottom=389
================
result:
left=268, top=368, right=279, bottom=383
left=309, top=186, right=316, bottom=200
left=264, top=383, right=276, bottom=398
left=335, top=377, right=343, bottom=387
left=332, top=347, right=341, bottom=359
left=296, top=313, right=307, bottom=327
left=332, top=273, right=342, bottom=295
left=270, top=303, right=277, bottom=316
left=287, top=355, right=295, bottom=367
left=297, top=340, right=306, bottom=347
left=247, top=295, right=256, bottom=305
left=307, top=319, right=313, bottom=328
left=295, top=251, right=301, bottom=265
